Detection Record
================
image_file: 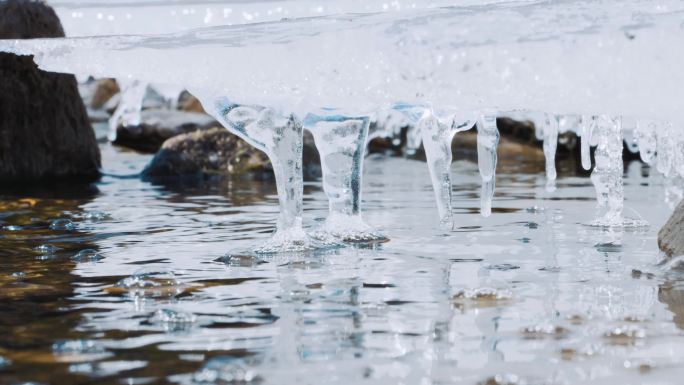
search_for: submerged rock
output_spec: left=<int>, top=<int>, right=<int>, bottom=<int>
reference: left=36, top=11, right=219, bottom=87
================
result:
left=113, top=109, right=218, bottom=152
left=659, top=199, right=684, bottom=258
left=142, top=127, right=271, bottom=178
left=0, top=0, right=100, bottom=182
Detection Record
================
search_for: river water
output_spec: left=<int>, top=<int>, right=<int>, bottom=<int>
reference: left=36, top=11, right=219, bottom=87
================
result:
left=1, top=133, right=682, bottom=385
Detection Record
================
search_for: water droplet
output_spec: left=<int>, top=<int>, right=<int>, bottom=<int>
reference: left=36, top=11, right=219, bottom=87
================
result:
left=34, top=244, right=61, bottom=254
left=114, top=268, right=184, bottom=298
left=49, top=219, right=75, bottom=231
left=82, top=211, right=112, bottom=222
left=3, top=225, right=22, bottom=231
left=193, top=356, right=261, bottom=384
left=594, top=242, right=622, bottom=253
left=0, top=355, right=10, bottom=368
left=478, top=373, right=522, bottom=385
left=71, top=249, right=105, bottom=262
left=52, top=340, right=110, bottom=363
left=150, top=309, right=196, bottom=331
left=604, top=325, right=646, bottom=345
left=521, top=323, right=570, bottom=339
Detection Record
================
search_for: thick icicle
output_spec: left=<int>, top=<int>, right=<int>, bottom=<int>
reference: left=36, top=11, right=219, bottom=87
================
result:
left=108, top=79, right=148, bottom=142
left=198, top=95, right=321, bottom=254
left=476, top=114, right=500, bottom=217
left=577, top=115, right=594, bottom=171
left=542, top=114, right=559, bottom=192
left=590, top=115, right=623, bottom=226
left=589, top=116, right=647, bottom=228
left=304, top=113, right=387, bottom=243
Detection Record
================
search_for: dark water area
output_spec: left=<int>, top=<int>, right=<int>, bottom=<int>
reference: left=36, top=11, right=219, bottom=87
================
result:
left=1, top=142, right=682, bottom=385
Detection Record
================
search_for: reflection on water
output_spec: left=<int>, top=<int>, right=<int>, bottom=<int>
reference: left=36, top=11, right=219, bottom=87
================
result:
left=0, top=145, right=683, bottom=385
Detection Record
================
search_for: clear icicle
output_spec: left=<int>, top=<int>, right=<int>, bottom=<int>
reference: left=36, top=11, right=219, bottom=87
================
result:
left=476, top=114, right=499, bottom=217
left=588, top=116, right=648, bottom=228
left=578, top=115, right=594, bottom=171
left=304, top=113, right=386, bottom=243
left=108, top=79, right=148, bottom=142
left=196, top=94, right=322, bottom=254
left=635, top=119, right=658, bottom=164
left=420, top=111, right=456, bottom=227
left=590, top=115, right=624, bottom=227
left=542, top=114, right=559, bottom=192
left=656, top=121, right=677, bottom=178
left=419, top=109, right=477, bottom=227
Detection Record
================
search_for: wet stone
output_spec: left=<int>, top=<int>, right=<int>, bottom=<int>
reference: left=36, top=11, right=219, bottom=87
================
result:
left=49, top=218, right=75, bottom=231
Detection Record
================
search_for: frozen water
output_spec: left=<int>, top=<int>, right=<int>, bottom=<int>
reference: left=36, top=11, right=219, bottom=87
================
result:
left=2, top=0, right=684, bottom=245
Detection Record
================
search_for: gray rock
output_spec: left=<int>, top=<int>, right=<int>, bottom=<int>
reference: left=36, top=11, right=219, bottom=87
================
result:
left=0, top=0, right=100, bottom=182
left=113, top=109, right=219, bottom=153
left=142, top=127, right=271, bottom=178
left=659, top=200, right=684, bottom=258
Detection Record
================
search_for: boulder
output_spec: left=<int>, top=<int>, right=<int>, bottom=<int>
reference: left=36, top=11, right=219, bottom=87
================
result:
left=177, top=91, right=206, bottom=113
left=658, top=199, right=684, bottom=258
left=89, top=78, right=119, bottom=109
left=113, top=109, right=219, bottom=153
left=143, top=128, right=321, bottom=180
left=142, top=127, right=270, bottom=178
left=0, top=0, right=100, bottom=182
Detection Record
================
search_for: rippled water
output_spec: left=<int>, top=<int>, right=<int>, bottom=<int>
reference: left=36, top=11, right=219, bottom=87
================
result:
left=1, top=139, right=682, bottom=385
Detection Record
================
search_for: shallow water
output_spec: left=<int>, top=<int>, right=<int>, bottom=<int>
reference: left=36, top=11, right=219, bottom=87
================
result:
left=1, top=142, right=682, bottom=385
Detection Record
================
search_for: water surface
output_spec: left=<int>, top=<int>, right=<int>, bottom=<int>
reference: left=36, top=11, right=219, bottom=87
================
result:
left=0, top=143, right=682, bottom=385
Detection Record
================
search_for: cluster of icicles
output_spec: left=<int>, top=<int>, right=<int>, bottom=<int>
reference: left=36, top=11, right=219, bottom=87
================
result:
left=108, top=83, right=684, bottom=255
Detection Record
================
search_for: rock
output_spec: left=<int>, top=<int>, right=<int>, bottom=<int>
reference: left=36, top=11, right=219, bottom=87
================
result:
left=177, top=91, right=206, bottom=113
left=142, top=127, right=270, bottom=178
left=0, top=0, right=100, bottom=182
left=113, top=109, right=219, bottom=153
left=89, top=78, right=119, bottom=109
left=658, top=199, right=684, bottom=258
left=143, top=127, right=322, bottom=180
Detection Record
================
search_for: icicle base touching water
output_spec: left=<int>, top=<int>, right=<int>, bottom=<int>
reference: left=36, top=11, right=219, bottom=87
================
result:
left=108, top=79, right=148, bottom=142
left=477, top=114, right=500, bottom=217
left=587, top=115, right=648, bottom=229
left=305, top=113, right=388, bottom=244
left=199, top=94, right=330, bottom=254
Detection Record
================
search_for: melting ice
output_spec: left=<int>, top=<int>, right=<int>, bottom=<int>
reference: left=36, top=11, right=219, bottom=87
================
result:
left=2, top=0, right=684, bottom=251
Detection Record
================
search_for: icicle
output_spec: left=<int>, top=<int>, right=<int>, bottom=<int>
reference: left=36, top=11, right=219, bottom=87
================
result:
left=589, top=116, right=625, bottom=227
left=304, top=113, right=386, bottom=243
left=476, top=114, right=499, bottom=217
left=635, top=120, right=657, bottom=164
left=577, top=115, right=594, bottom=171
left=195, top=93, right=321, bottom=254
left=108, top=79, right=148, bottom=142
left=656, top=122, right=675, bottom=177
left=392, top=103, right=427, bottom=156
left=542, top=114, right=559, bottom=192
left=418, top=109, right=477, bottom=227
